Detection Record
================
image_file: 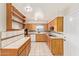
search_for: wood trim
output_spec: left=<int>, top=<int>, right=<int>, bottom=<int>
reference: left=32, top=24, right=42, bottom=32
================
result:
left=6, top=3, right=13, bottom=31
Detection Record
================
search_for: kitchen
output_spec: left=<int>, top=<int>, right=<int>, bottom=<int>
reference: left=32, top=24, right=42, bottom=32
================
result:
left=0, top=3, right=79, bottom=56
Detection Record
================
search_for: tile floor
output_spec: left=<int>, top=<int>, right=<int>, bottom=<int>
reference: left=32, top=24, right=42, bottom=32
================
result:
left=29, top=42, right=52, bottom=56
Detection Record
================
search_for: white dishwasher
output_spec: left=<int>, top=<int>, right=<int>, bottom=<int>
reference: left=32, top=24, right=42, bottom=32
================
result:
left=30, top=34, right=36, bottom=42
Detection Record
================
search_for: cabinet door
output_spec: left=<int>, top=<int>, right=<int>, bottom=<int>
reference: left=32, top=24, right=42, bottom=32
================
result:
left=57, top=17, right=63, bottom=32
left=51, top=39, right=63, bottom=56
left=59, top=39, right=64, bottom=55
left=19, top=48, right=26, bottom=56
left=51, top=40, right=60, bottom=55
left=36, top=34, right=46, bottom=42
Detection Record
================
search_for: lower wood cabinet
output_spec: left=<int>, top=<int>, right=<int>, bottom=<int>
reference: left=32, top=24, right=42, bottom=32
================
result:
left=36, top=34, right=46, bottom=42
left=18, top=39, right=31, bottom=56
left=46, top=35, right=64, bottom=56
left=0, top=38, right=31, bottom=56
left=50, top=39, right=64, bottom=56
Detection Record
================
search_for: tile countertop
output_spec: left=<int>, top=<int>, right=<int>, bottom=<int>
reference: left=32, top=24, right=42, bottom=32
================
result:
left=2, top=37, right=30, bottom=48
left=47, top=33, right=64, bottom=39
left=29, top=31, right=64, bottom=39
left=28, top=32, right=48, bottom=34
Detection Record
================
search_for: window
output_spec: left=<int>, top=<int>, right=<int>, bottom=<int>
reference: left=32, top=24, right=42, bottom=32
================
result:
left=36, top=25, right=44, bottom=32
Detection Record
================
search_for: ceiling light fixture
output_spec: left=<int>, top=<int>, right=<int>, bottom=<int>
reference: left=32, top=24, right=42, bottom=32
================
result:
left=25, top=5, right=32, bottom=12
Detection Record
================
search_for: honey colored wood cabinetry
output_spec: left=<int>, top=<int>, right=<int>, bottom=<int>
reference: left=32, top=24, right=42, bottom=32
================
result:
left=6, top=3, right=26, bottom=31
left=0, top=38, right=31, bottom=56
left=55, top=17, right=63, bottom=32
left=48, top=16, right=63, bottom=32
left=46, top=34, right=64, bottom=56
left=36, top=34, right=47, bottom=42
left=50, top=39, right=64, bottom=56
left=25, top=24, right=36, bottom=30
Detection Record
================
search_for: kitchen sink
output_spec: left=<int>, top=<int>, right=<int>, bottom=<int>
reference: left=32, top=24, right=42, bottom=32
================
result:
left=49, top=34, right=57, bottom=37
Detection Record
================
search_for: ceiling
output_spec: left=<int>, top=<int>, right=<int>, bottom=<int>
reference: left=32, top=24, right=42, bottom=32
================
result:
left=13, top=3, right=79, bottom=24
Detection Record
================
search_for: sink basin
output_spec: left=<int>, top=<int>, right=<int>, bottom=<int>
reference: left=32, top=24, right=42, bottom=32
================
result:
left=49, top=34, right=57, bottom=37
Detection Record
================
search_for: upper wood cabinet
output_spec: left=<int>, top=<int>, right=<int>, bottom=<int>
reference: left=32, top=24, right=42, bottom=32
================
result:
left=25, top=24, right=36, bottom=31
left=6, top=3, right=26, bottom=31
left=48, top=16, right=63, bottom=32
left=55, top=17, right=63, bottom=32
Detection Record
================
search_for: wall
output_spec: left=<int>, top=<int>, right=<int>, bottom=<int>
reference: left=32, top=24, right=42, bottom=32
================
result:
left=64, top=4, right=79, bottom=56
left=0, top=3, right=6, bottom=32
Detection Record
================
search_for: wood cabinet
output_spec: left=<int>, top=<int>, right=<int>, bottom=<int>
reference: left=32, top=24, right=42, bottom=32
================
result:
left=6, top=3, right=26, bottom=31
left=50, top=38, right=64, bottom=56
left=48, top=16, right=63, bottom=32
left=54, top=17, right=63, bottom=32
left=46, top=34, right=64, bottom=56
left=36, top=34, right=47, bottom=42
left=0, top=38, right=31, bottom=56
left=25, top=24, right=36, bottom=30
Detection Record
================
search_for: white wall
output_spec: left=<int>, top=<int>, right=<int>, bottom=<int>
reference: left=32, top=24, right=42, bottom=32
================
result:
left=0, top=3, right=6, bottom=32
left=64, top=4, right=79, bottom=56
